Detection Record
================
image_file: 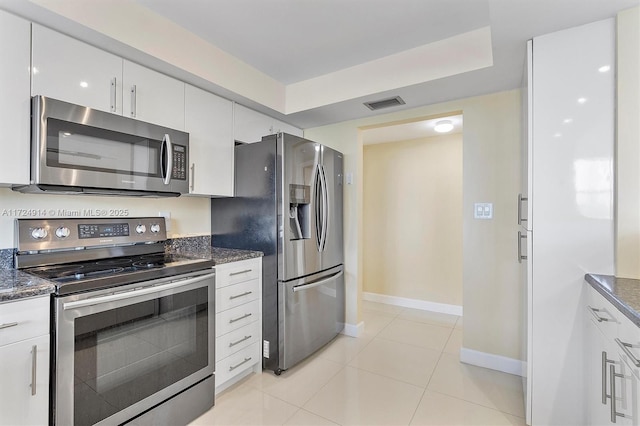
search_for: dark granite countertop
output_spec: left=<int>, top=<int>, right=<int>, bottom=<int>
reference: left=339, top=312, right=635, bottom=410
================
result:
left=0, top=269, right=56, bottom=303
left=585, top=274, right=640, bottom=327
left=0, top=244, right=262, bottom=302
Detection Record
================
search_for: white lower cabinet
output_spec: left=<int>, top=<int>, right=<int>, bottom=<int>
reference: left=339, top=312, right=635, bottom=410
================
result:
left=0, top=296, right=50, bottom=426
left=215, top=258, right=262, bottom=393
left=586, top=285, right=640, bottom=425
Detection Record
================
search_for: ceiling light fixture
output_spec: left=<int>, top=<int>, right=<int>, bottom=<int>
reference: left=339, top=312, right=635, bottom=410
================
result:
left=434, top=119, right=454, bottom=133
left=598, top=65, right=611, bottom=73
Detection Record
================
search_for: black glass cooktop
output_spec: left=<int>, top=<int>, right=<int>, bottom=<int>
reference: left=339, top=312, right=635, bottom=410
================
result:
left=26, top=253, right=214, bottom=295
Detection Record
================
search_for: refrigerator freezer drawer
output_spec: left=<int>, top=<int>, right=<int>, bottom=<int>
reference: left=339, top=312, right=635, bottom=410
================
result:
left=279, top=267, right=345, bottom=370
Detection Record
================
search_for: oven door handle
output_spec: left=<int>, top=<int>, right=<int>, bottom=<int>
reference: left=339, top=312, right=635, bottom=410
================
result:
left=63, top=271, right=215, bottom=310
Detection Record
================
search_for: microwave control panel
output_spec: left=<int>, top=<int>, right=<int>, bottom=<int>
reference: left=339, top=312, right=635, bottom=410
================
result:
left=172, top=145, right=187, bottom=180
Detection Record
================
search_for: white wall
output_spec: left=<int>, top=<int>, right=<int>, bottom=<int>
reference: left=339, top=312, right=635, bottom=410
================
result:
left=616, top=7, right=640, bottom=279
left=363, top=134, right=463, bottom=306
left=306, top=89, right=522, bottom=360
left=0, top=188, right=210, bottom=249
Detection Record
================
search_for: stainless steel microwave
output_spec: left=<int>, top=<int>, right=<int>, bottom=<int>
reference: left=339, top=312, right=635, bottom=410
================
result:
left=13, top=96, right=189, bottom=197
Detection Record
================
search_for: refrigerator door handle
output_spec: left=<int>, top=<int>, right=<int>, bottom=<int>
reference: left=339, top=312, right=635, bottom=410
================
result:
left=314, top=164, right=323, bottom=251
left=292, top=270, right=344, bottom=293
left=319, top=165, right=329, bottom=252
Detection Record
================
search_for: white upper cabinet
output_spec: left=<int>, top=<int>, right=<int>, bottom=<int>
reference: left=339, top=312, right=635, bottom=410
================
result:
left=233, top=103, right=302, bottom=144
left=184, top=84, right=234, bottom=197
left=122, top=60, right=185, bottom=130
left=0, top=10, right=30, bottom=185
left=31, top=24, right=123, bottom=114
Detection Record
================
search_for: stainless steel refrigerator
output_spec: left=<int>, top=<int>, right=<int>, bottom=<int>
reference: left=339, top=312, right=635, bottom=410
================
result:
left=211, top=133, right=345, bottom=375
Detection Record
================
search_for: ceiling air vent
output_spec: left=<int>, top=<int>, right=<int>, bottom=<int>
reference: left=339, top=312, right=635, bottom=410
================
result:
left=364, top=96, right=406, bottom=111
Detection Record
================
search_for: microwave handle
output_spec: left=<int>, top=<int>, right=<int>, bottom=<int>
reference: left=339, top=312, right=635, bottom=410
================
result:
left=161, top=134, right=173, bottom=185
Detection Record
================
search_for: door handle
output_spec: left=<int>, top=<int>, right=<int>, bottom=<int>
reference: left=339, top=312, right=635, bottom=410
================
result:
left=615, top=338, right=640, bottom=367
left=161, top=134, right=173, bottom=185
left=518, top=193, right=528, bottom=225
left=110, top=78, right=117, bottom=113
left=517, top=231, right=527, bottom=263
left=30, top=345, right=37, bottom=396
left=610, top=364, right=627, bottom=422
left=602, top=351, right=614, bottom=404
left=292, top=270, right=344, bottom=293
left=130, top=85, right=137, bottom=118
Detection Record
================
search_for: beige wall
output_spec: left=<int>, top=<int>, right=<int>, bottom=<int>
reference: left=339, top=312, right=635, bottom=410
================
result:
left=363, top=134, right=463, bottom=306
left=616, top=7, right=640, bottom=279
left=0, top=188, right=210, bottom=249
left=306, top=89, right=523, bottom=360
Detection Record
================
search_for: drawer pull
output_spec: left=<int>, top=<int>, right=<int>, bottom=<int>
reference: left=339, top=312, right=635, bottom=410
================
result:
left=588, top=306, right=610, bottom=322
left=0, top=322, right=18, bottom=330
left=229, top=335, right=252, bottom=347
left=229, top=313, right=252, bottom=324
left=229, top=269, right=252, bottom=276
left=229, top=357, right=252, bottom=371
left=602, top=351, right=614, bottom=404
left=31, top=345, right=37, bottom=396
left=615, top=338, right=640, bottom=367
left=230, top=291, right=253, bottom=300
left=610, top=364, right=627, bottom=422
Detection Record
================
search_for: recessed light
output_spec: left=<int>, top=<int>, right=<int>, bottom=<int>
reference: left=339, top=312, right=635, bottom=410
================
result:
left=80, top=81, right=89, bottom=88
left=598, top=65, right=611, bottom=73
left=434, top=119, right=454, bottom=133
left=563, top=118, right=573, bottom=124
left=577, top=97, right=587, bottom=104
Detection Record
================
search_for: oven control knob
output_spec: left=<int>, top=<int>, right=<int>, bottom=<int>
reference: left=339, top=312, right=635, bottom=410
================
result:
left=136, top=224, right=146, bottom=234
left=55, top=226, right=70, bottom=239
left=31, top=227, right=48, bottom=239
left=150, top=224, right=161, bottom=233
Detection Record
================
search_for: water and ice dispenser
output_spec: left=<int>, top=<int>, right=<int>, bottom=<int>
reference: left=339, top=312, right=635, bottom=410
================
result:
left=289, top=184, right=311, bottom=240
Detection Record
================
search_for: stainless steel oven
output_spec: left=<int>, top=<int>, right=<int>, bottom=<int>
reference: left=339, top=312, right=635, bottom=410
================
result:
left=55, top=270, right=214, bottom=426
left=13, top=96, right=189, bottom=197
left=15, top=217, right=215, bottom=426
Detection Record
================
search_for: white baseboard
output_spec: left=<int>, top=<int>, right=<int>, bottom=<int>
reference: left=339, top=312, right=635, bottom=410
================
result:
left=460, top=347, right=525, bottom=377
left=341, top=321, right=365, bottom=338
left=363, top=292, right=463, bottom=316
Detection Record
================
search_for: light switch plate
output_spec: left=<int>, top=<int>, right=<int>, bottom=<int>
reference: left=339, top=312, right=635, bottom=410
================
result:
left=474, top=203, right=493, bottom=219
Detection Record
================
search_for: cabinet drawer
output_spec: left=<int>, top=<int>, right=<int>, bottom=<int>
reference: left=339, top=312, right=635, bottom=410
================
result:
left=216, top=299, right=260, bottom=336
left=215, top=259, right=261, bottom=289
left=216, top=279, right=259, bottom=313
left=0, top=296, right=49, bottom=346
left=586, top=285, right=620, bottom=339
left=216, top=320, right=260, bottom=362
left=616, top=313, right=640, bottom=379
left=216, top=342, right=260, bottom=386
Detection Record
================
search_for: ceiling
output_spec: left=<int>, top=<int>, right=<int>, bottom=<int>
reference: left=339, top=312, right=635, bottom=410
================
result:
left=362, top=115, right=463, bottom=145
left=129, top=0, right=638, bottom=129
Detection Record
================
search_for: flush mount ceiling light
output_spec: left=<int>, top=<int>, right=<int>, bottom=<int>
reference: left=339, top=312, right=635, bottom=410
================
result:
left=434, top=119, right=454, bottom=133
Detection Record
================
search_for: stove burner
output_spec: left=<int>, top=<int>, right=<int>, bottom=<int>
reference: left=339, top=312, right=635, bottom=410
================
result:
left=133, top=260, right=165, bottom=269
left=96, top=259, right=133, bottom=266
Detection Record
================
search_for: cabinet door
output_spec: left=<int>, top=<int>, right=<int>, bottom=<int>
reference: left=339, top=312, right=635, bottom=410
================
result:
left=233, top=103, right=274, bottom=143
left=184, top=85, right=233, bottom=196
left=123, top=60, right=185, bottom=130
left=0, top=10, right=30, bottom=185
left=586, top=317, right=616, bottom=425
left=0, top=335, right=50, bottom=426
left=31, top=24, right=123, bottom=114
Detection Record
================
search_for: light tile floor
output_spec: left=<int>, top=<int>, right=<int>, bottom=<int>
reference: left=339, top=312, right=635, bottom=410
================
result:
left=190, top=300, right=525, bottom=426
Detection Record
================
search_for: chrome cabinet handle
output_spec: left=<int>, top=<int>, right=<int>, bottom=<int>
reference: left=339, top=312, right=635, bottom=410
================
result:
left=229, top=291, right=252, bottom=300
left=0, top=322, right=18, bottom=330
left=517, top=231, right=527, bottom=263
left=610, top=364, right=626, bottom=423
left=602, top=351, right=614, bottom=404
left=615, top=338, right=640, bottom=367
left=229, top=357, right=252, bottom=371
left=229, top=335, right=252, bottom=347
left=517, top=193, right=528, bottom=225
left=130, top=84, right=137, bottom=117
left=110, top=77, right=117, bottom=112
left=30, top=345, right=37, bottom=396
left=588, top=306, right=610, bottom=323
left=190, top=163, right=195, bottom=192
left=229, top=313, right=252, bottom=324
left=229, top=269, right=252, bottom=276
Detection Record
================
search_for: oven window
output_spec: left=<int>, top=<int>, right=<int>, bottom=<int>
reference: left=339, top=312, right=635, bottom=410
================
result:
left=73, top=287, right=208, bottom=426
left=46, top=118, right=161, bottom=177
